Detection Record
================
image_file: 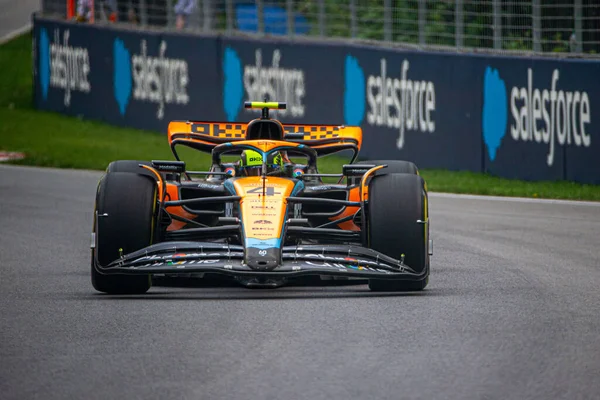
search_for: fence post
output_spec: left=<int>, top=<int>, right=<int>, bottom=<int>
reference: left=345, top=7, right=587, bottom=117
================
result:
left=350, top=0, right=357, bottom=38
left=418, top=0, right=425, bottom=45
left=384, top=0, right=392, bottom=41
left=318, top=0, right=325, bottom=37
left=166, top=0, right=173, bottom=28
left=574, top=0, right=583, bottom=52
left=287, top=0, right=295, bottom=37
left=257, top=0, right=264, bottom=35
left=226, top=0, right=233, bottom=33
left=139, top=0, right=148, bottom=26
left=455, top=0, right=463, bottom=47
left=203, top=0, right=212, bottom=32
left=532, top=0, right=541, bottom=51
left=492, top=0, right=501, bottom=49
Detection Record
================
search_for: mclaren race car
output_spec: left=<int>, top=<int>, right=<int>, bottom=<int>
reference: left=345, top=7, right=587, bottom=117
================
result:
left=91, top=101, right=431, bottom=293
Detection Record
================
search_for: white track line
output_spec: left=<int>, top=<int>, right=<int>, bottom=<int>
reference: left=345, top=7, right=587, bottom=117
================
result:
left=429, top=191, right=600, bottom=207
left=0, top=23, right=32, bottom=45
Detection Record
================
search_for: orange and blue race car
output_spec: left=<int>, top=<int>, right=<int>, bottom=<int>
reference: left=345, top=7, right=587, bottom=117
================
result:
left=91, top=101, right=431, bottom=293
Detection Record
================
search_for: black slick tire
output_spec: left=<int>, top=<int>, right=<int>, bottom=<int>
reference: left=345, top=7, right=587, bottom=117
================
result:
left=356, top=159, right=418, bottom=175
left=366, top=173, right=429, bottom=291
left=106, top=160, right=155, bottom=178
left=91, top=172, right=156, bottom=294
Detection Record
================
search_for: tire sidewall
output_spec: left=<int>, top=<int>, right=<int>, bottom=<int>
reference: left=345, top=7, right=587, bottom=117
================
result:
left=91, top=172, right=157, bottom=293
left=366, top=173, right=429, bottom=274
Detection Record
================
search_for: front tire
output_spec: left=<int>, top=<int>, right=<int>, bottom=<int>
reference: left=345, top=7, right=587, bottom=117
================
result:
left=91, top=172, right=156, bottom=294
left=366, top=173, right=429, bottom=291
left=106, top=160, right=156, bottom=177
left=356, top=159, right=418, bottom=175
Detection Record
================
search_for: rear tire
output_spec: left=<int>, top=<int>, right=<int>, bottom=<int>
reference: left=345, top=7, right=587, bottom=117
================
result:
left=366, top=173, right=429, bottom=292
left=91, top=172, right=156, bottom=294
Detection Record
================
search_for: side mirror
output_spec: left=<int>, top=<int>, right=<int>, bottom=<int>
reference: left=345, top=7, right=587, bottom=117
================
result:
left=151, top=160, right=186, bottom=173
left=342, top=164, right=377, bottom=177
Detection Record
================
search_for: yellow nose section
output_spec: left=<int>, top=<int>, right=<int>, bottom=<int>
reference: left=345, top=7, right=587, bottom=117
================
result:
left=233, top=177, right=298, bottom=249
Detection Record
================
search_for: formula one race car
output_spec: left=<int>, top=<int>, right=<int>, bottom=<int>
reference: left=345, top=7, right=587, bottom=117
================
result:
left=91, top=102, right=431, bottom=294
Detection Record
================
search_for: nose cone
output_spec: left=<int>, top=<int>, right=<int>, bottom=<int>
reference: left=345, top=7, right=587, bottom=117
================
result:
left=246, top=247, right=280, bottom=271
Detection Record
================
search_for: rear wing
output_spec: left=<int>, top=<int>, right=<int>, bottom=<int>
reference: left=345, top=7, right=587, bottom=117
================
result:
left=167, top=121, right=363, bottom=158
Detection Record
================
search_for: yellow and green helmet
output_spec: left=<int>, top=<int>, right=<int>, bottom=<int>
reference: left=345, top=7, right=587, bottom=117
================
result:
left=239, top=150, right=284, bottom=175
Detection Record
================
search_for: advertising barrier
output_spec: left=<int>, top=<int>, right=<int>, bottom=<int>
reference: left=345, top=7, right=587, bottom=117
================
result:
left=33, top=16, right=600, bottom=184
left=34, top=19, right=221, bottom=133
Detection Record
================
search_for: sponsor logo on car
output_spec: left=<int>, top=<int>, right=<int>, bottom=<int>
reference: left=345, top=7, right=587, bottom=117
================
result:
left=248, top=198, right=279, bottom=203
left=293, top=168, right=304, bottom=177
left=132, top=252, right=222, bottom=268
left=223, top=47, right=306, bottom=121
left=113, top=38, right=189, bottom=119
left=344, top=55, right=437, bottom=149
left=197, top=183, right=223, bottom=190
left=482, top=66, right=592, bottom=166
left=302, top=259, right=394, bottom=274
left=308, top=185, right=336, bottom=191
left=302, top=253, right=399, bottom=273
left=38, top=28, right=91, bottom=106
left=224, top=167, right=236, bottom=176
left=251, top=212, right=276, bottom=217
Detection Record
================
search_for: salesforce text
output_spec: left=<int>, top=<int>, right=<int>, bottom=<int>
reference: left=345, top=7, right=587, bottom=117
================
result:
left=49, top=30, right=91, bottom=106
left=132, top=40, right=189, bottom=120
left=510, top=68, right=591, bottom=166
left=243, top=49, right=305, bottom=118
left=367, top=59, right=436, bottom=149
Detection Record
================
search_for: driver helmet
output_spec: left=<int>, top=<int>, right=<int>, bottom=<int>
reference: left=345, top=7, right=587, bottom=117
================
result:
left=239, top=150, right=284, bottom=176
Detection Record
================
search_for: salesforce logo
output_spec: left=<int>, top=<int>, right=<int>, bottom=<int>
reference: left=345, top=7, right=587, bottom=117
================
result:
left=482, top=66, right=592, bottom=166
left=37, top=28, right=91, bottom=106
left=113, top=38, right=132, bottom=116
left=222, top=47, right=306, bottom=122
left=482, top=67, right=508, bottom=161
left=223, top=47, right=243, bottom=122
left=343, top=55, right=437, bottom=149
left=39, top=28, right=50, bottom=101
left=113, top=38, right=189, bottom=119
left=344, top=55, right=365, bottom=126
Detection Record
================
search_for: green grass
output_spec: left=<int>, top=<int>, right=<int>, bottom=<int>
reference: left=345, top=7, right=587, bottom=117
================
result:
left=0, top=33, right=32, bottom=108
left=1, top=32, right=600, bottom=201
left=419, top=170, right=600, bottom=201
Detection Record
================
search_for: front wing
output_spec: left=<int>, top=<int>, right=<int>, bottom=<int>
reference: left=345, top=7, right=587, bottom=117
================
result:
left=93, top=242, right=426, bottom=281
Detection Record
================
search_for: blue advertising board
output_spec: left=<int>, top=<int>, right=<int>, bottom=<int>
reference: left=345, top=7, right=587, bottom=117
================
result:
left=219, top=37, right=345, bottom=125
left=339, top=46, right=483, bottom=172
left=33, top=16, right=600, bottom=184
left=34, top=19, right=221, bottom=133
left=480, top=57, right=600, bottom=183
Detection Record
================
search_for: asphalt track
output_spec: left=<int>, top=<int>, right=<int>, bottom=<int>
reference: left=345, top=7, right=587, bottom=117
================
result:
left=1, top=164, right=599, bottom=400
left=0, top=0, right=39, bottom=43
